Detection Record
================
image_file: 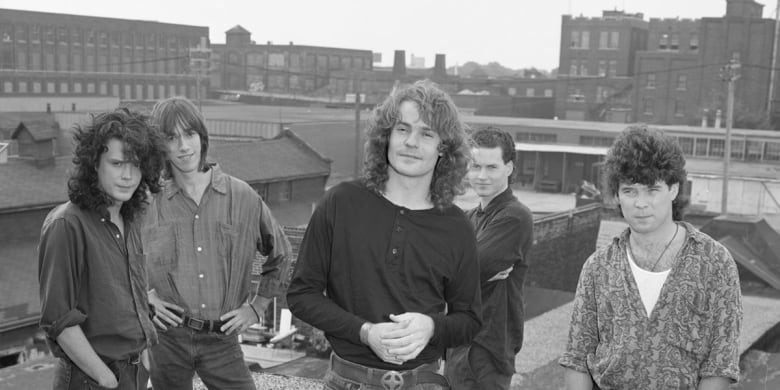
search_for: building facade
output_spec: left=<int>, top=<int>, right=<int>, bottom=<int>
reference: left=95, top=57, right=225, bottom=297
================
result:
left=210, top=26, right=373, bottom=96
left=0, top=8, right=208, bottom=102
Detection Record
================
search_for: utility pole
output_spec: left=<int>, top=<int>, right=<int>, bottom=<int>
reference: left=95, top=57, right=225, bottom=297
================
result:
left=720, top=58, right=740, bottom=214
left=353, top=77, right=362, bottom=180
left=769, top=0, right=780, bottom=113
left=189, top=37, right=211, bottom=111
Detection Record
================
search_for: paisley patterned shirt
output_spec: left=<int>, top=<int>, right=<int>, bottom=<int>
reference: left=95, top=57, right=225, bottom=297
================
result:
left=559, top=222, right=742, bottom=389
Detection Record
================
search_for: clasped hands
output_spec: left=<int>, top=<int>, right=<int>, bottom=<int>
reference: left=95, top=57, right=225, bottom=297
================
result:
left=362, top=312, right=434, bottom=365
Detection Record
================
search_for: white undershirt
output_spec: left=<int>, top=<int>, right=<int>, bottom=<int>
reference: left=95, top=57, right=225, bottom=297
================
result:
left=626, top=247, right=671, bottom=317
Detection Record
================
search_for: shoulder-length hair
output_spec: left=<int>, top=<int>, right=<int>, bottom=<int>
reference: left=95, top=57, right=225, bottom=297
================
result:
left=603, top=125, right=689, bottom=220
left=150, top=96, right=209, bottom=178
left=68, top=108, right=166, bottom=221
left=362, top=79, right=470, bottom=209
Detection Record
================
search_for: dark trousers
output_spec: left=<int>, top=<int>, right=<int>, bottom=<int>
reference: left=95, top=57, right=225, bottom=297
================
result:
left=149, top=326, right=254, bottom=390
left=444, top=345, right=512, bottom=390
left=51, top=356, right=149, bottom=390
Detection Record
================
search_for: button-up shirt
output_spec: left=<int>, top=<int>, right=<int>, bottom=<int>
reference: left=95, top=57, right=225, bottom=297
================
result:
left=466, top=187, right=534, bottom=374
left=287, top=181, right=482, bottom=370
left=559, top=222, right=742, bottom=388
left=143, top=164, right=292, bottom=320
left=38, top=202, right=155, bottom=361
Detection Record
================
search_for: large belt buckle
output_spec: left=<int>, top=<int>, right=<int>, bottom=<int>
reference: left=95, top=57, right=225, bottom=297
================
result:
left=187, top=318, right=205, bottom=330
left=380, top=370, right=404, bottom=390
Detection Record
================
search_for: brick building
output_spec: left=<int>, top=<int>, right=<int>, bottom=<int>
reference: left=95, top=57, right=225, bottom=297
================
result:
left=0, top=8, right=208, bottom=101
left=556, top=10, right=648, bottom=122
left=210, top=25, right=373, bottom=95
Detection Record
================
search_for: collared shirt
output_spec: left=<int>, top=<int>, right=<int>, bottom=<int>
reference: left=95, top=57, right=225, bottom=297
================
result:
left=286, top=181, right=482, bottom=371
left=466, top=187, right=533, bottom=375
left=38, top=202, right=155, bottom=361
left=142, top=164, right=292, bottom=320
left=559, top=222, right=742, bottom=389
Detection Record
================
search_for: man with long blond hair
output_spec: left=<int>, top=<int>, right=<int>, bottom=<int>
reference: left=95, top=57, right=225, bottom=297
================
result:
left=288, top=80, right=482, bottom=389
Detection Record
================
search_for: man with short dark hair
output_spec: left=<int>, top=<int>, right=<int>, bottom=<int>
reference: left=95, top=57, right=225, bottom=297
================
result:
left=287, top=80, right=482, bottom=390
left=39, top=108, right=166, bottom=389
left=445, top=126, right=534, bottom=389
left=560, top=126, right=742, bottom=389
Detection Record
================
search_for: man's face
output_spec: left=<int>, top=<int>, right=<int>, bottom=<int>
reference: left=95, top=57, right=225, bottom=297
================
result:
left=468, top=146, right=512, bottom=202
left=165, top=123, right=202, bottom=176
left=387, top=100, right=442, bottom=181
left=617, top=180, right=678, bottom=234
left=97, top=138, right=141, bottom=206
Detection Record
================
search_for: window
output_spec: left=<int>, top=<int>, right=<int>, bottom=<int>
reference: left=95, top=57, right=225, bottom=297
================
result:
left=608, top=60, right=617, bottom=77
left=765, top=142, right=780, bottom=161
left=3, top=81, right=12, bottom=92
left=746, top=141, right=763, bottom=161
left=567, top=87, right=585, bottom=102
left=643, top=98, right=654, bottom=114
left=279, top=181, right=292, bottom=201
left=507, top=87, right=516, bottom=96
left=570, top=30, right=580, bottom=48
left=670, top=34, right=679, bottom=50
left=60, top=82, right=69, bottom=93
left=16, top=25, right=26, bottom=43
left=678, top=137, right=694, bottom=155
left=659, top=33, right=669, bottom=50
left=598, top=60, right=606, bottom=76
left=516, top=132, right=556, bottom=143
left=690, top=33, right=699, bottom=51
left=571, top=30, right=589, bottom=49
left=18, top=81, right=27, bottom=93
left=596, top=86, right=613, bottom=102
left=610, top=31, right=619, bottom=49
left=526, top=88, right=535, bottom=97
left=30, top=25, right=40, bottom=43
left=582, top=31, right=590, bottom=49
left=709, top=139, right=725, bottom=157
left=580, top=136, right=614, bottom=146
left=544, top=89, right=553, bottom=97
left=72, top=29, right=82, bottom=46
left=268, top=53, right=285, bottom=67
left=569, top=60, right=578, bottom=76
left=732, top=51, right=741, bottom=62
left=86, top=30, right=95, bottom=45
left=44, top=27, right=54, bottom=44
left=599, top=31, right=608, bottom=49
left=674, top=100, right=684, bottom=116
left=676, top=74, right=687, bottom=90
left=646, top=73, right=656, bottom=88
left=695, top=138, right=708, bottom=156
left=731, top=140, right=745, bottom=160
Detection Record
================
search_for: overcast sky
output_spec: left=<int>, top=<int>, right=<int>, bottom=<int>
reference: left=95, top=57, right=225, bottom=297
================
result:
left=2, top=0, right=774, bottom=70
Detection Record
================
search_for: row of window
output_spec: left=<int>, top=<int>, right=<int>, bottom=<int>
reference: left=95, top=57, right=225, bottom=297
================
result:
left=507, top=87, right=554, bottom=97
left=642, top=98, right=686, bottom=116
left=2, top=50, right=187, bottom=74
left=570, top=30, right=620, bottom=50
left=569, top=59, right=619, bottom=77
left=645, top=74, right=687, bottom=90
left=515, top=132, right=557, bottom=143
left=0, top=23, right=199, bottom=52
left=0, top=79, right=197, bottom=100
left=241, top=51, right=368, bottom=71
left=657, top=32, right=698, bottom=52
left=672, top=136, right=780, bottom=162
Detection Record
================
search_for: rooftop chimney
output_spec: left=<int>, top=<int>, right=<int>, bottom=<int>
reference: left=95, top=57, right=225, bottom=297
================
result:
left=393, top=50, right=406, bottom=76
left=433, top=54, right=447, bottom=79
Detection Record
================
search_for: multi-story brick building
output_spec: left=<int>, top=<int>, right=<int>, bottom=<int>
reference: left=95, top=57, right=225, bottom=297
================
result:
left=210, top=26, right=373, bottom=95
left=556, top=10, right=648, bottom=122
left=0, top=8, right=208, bottom=101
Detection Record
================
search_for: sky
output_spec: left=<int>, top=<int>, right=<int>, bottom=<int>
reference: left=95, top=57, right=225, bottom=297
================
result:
left=1, top=0, right=775, bottom=71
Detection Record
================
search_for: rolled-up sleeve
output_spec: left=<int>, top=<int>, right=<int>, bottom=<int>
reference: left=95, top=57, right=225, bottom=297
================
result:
left=38, top=217, right=88, bottom=341
left=255, top=198, right=293, bottom=299
left=559, top=254, right=599, bottom=373
left=699, top=247, right=742, bottom=382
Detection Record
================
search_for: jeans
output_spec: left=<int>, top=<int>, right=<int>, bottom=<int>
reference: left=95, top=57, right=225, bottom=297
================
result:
left=149, top=326, right=254, bottom=390
left=444, top=345, right=512, bottom=390
left=51, top=357, right=149, bottom=390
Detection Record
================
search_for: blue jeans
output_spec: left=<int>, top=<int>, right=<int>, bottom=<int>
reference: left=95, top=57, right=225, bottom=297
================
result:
left=51, top=357, right=149, bottom=390
left=444, top=345, right=512, bottom=390
left=149, top=326, right=254, bottom=390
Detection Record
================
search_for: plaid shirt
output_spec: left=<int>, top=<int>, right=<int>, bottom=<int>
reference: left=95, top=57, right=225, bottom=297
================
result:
left=142, top=164, right=292, bottom=320
left=559, top=222, right=742, bottom=388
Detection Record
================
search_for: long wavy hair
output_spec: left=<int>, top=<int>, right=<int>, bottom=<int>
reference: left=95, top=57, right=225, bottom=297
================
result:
left=150, top=96, right=210, bottom=178
left=362, top=80, right=470, bottom=209
left=603, top=125, right=689, bottom=220
left=68, top=108, right=166, bottom=222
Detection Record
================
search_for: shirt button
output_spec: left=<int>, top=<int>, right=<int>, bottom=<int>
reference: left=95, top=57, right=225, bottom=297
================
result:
left=399, top=210, right=405, bottom=215
left=115, top=234, right=120, bottom=239
left=100, top=218, right=105, bottom=222
left=195, top=214, right=199, bottom=219
left=201, top=304, right=206, bottom=308
left=391, top=248, right=398, bottom=255
left=197, top=246, right=202, bottom=252
left=199, top=274, right=204, bottom=279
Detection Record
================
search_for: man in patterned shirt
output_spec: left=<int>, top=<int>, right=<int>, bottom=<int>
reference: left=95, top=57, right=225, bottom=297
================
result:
left=560, top=125, right=742, bottom=389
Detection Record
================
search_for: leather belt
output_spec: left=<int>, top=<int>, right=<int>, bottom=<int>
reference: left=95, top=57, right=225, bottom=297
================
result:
left=181, top=315, right=225, bottom=333
left=329, top=353, right=449, bottom=390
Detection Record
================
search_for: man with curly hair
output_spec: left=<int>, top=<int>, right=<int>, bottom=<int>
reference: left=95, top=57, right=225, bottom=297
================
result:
left=445, top=127, right=534, bottom=390
left=39, top=108, right=166, bottom=389
left=560, top=126, right=742, bottom=389
left=287, top=80, right=482, bottom=389
left=142, top=97, right=292, bottom=390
